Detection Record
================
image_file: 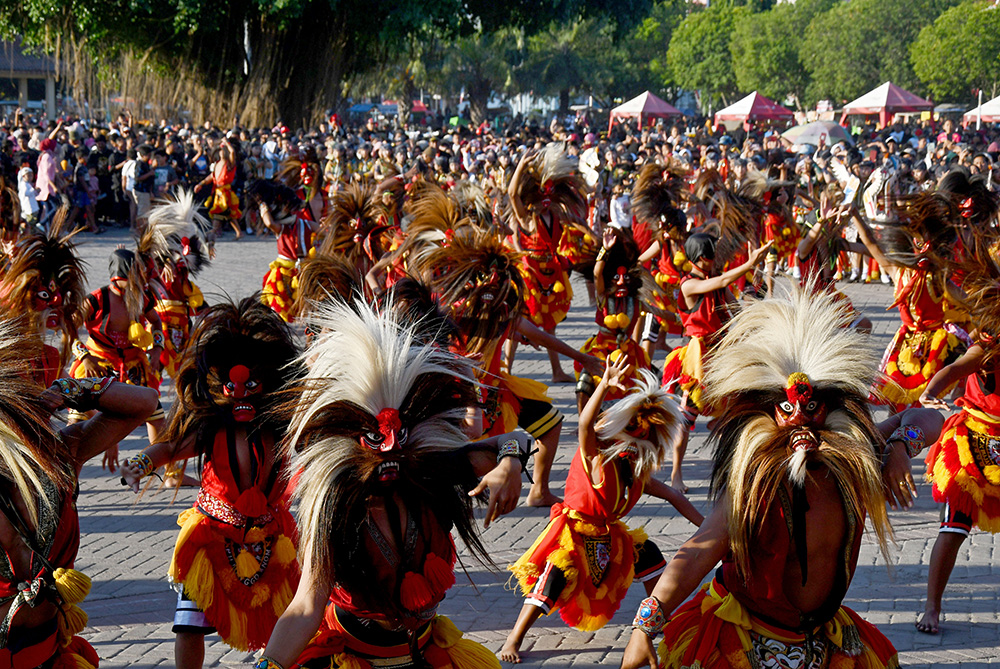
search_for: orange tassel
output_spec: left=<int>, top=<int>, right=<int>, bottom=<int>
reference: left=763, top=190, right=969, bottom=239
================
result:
left=400, top=571, right=434, bottom=612
left=422, top=553, right=455, bottom=594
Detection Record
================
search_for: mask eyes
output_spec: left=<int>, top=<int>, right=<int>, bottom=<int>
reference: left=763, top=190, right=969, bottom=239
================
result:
left=398, top=427, right=408, bottom=444
left=779, top=401, right=794, bottom=413
left=246, top=379, right=259, bottom=390
left=37, top=289, right=50, bottom=301
left=806, top=401, right=818, bottom=412
left=225, top=381, right=235, bottom=392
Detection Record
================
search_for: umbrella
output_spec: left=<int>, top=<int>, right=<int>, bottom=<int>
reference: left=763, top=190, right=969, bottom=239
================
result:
left=782, top=121, right=853, bottom=146
left=448, top=116, right=470, bottom=127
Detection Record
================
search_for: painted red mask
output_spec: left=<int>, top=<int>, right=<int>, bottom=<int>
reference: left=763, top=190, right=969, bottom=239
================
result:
left=776, top=372, right=825, bottom=452
left=32, top=279, right=63, bottom=329
left=362, top=407, right=409, bottom=483
left=223, top=364, right=261, bottom=422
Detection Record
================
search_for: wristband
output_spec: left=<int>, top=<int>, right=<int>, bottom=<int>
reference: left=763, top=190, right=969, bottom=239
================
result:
left=52, top=377, right=114, bottom=412
left=254, top=656, right=285, bottom=669
left=633, top=596, right=667, bottom=639
left=596, top=247, right=608, bottom=262
left=889, top=425, right=925, bottom=459
left=72, top=340, right=90, bottom=361
left=124, top=452, right=156, bottom=479
left=495, top=437, right=539, bottom=484
left=151, top=330, right=165, bottom=348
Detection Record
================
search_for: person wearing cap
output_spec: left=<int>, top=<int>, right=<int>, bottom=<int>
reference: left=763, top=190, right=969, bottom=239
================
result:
left=661, top=232, right=772, bottom=492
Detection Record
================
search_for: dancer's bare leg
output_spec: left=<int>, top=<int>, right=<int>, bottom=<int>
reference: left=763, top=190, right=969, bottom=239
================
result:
left=526, top=423, right=562, bottom=507
left=916, top=531, right=966, bottom=634
left=175, top=631, right=206, bottom=669
left=547, top=326, right=573, bottom=383
left=498, top=603, right=544, bottom=664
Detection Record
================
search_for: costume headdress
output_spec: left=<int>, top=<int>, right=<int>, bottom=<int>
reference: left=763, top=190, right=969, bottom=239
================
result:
left=0, top=175, right=19, bottom=242
left=278, top=145, right=323, bottom=202
left=141, top=190, right=212, bottom=275
left=954, top=231, right=1000, bottom=369
left=319, top=183, right=389, bottom=265
left=702, top=284, right=891, bottom=580
left=158, top=295, right=301, bottom=458
left=0, top=318, right=71, bottom=523
left=877, top=191, right=958, bottom=274
left=450, top=180, right=491, bottom=224
left=512, top=144, right=586, bottom=221
left=290, top=253, right=363, bottom=321
left=394, top=182, right=476, bottom=278
left=937, top=169, right=1000, bottom=231
left=282, top=298, right=486, bottom=620
left=595, top=369, right=683, bottom=482
left=0, top=212, right=86, bottom=368
left=420, top=226, right=525, bottom=357
left=632, top=160, right=689, bottom=241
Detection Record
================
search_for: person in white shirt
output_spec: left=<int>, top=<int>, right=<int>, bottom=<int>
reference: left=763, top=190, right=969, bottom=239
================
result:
left=609, top=181, right=632, bottom=230
left=18, top=167, right=40, bottom=229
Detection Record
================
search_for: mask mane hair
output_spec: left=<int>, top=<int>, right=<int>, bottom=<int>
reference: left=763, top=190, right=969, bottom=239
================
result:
left=702, top=284, right=891, bottom=580
left=595, top=369, right=683, bottom=482
left=290, top=253, right=363, bottom=320
left=143, top=190, right=211, bottom=275
left=0, top=319, right=72, bottom=523
left=281, top=298, right=487, bottom=620
left=512, top=144, right=586, bottom=220
left=158, top=294, right=301, bottom=459
left=632, top=160, right=688, bottom=240
left=320, top=183, right=388, bottom=261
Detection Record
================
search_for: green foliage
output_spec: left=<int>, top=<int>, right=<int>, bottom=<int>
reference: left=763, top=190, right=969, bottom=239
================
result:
left=911, top=0, right=1000, bottom=102
left=666, top=3, right=747, bottom=109
left=611, top=0, right=688, bottom=98
left=730, top=0, right=835, bottom=108
left=802, top=0, right=960, bottom=105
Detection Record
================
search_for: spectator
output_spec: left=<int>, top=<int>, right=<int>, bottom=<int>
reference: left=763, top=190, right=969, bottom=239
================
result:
left=132, top=144, right=155, bottom=230
left=17, top=166, right=39, bottom=230
left=35, top=138, right=61, bottom=231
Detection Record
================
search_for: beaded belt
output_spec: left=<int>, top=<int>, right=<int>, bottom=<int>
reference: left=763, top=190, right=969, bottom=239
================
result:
left=197, top=491, right=273, bottom=527
left=968, top=429, right=1000, bottom=469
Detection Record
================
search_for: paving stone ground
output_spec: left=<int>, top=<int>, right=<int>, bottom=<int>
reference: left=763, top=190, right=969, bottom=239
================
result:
left=68, top=229, right=1000, bottom=667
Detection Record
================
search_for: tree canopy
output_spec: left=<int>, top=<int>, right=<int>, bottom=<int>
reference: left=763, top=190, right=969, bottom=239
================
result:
left=666, top=3, right=747, bottom=109
left=911, top=0, right=1000, bottom=101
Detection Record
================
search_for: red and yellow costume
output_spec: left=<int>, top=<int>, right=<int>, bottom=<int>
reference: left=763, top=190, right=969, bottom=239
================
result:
left=151, top=273, right=204, bottom=379
left=510, top=450, right=654, bottom=631
left=874, top=269, right=963, bottom=411
left=764, top=210, right=800, bottom=261
left=575, top=295, right=650, bottom=401
left=0, top=484, right=100, bottom=669
left=661, top=277, right=732, bottom=412
left=208, top=161, right=240, bottom=223
left=69, top=286, right=160, bottom=391
left=169, top=430, right=299, bottom=651
left=556, top=223, right=597, bottom=275
left=470, top=334, right=558, bottom=439
left=649, top=247, right=688, bottom=337
left=262, top=200, right=317, bottom=322
left=516, top=215, right=572, bottom=331
left=925, top=368, right=1000, bottom=533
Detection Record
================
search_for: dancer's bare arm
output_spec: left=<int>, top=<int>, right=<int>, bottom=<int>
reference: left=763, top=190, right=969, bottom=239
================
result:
left=620, top=500, right=729, bottom=669
left=260, top=558, right=330, bottom=668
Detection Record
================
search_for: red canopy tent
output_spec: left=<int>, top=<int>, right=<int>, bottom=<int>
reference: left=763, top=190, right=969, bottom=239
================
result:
left=839, top=82, right=933, bottom=128
left=713, top=92, right=793, bottom=131
left=608, top=91, right=682, bottom=132
left=382, top=99, right=429, bottom=113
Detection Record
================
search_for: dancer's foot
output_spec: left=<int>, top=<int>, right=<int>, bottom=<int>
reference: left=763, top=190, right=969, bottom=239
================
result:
left=525, top=491, right=561, bottom=507
left=915, top=609, right=940, bottom=634
left=671, top=473, right=689, bottom=494
left=498, top=637, right=523, bottom=663
left=551, top=370, right=575, bottom=384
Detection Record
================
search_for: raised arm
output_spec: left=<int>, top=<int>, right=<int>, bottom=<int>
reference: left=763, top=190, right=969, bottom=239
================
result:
left=681, top=240, right=772, bottom=302
left=507, top=150, right=534, bottom=231
left=580, top=356, right=632, bottom=459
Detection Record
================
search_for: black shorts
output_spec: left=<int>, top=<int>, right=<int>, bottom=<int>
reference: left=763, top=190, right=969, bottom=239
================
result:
left=518, top=398, right=563, bottom=438
left=939, top=502, right=973, bottom=536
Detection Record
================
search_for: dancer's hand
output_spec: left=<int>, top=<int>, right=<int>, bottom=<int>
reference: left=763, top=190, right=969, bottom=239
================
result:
left=119, top=456, right=143, bottom=493
left=471, top=457, right=522, bottom=529
left=747, top=239, right=774, bottom=265
left=918, top=390, right=949, bottom=411
left=603, top=353, right=632, bottom=392
left=102, top=443, right=120, bottom=473
left=882, top=441, right=917, bottom=510
left=620, top=628, right=658, bottom=669
left=602, top=226, right=617, bottom=249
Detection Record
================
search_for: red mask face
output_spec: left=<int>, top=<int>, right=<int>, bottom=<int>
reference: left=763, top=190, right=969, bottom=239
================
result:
left=222, top=364, right=261, bottom=422
left=361, top=407, right=409, bottom=483
left=32, top=279, right=63, bottom=329
left=614, top=266, right=629, bottom=298
left=775, top=373, right=826, bottom=452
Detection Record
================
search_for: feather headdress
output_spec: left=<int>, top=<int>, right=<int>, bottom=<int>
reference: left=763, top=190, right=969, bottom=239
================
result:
left=420, top=226, right=525, bottom=356
left=512, top=144, right=586, bottom=221
left=0, top=318, right=71, bottom=523
left=290, top=253, right=364, bottom=320
left=632, top=160, right=689, bottom=241
left=595, top=369, right=683, bottom=482
left=394, top=182, right=478, bottom=279
left=876, top=191, right=958, bottom=274
left=702, top=284, right=891, bottom=580
left=450, top=180, right=491, bottom=224
left=953, top=231, right=1000, bottom=368
left=0, top=214, right=86, bottom=368
left=282, top=298, right=486, bottom=618
left=142, top=190, right=211, bottom=275
left=319, top=183, right=389, bottom=265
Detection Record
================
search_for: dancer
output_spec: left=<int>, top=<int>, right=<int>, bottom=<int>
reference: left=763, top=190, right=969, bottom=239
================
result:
left=195, top=136, right=242, bottom=239
left=121, top=296, right=301, bottom=666
left=254, top=180, right=319, bottom=321
left=660, top=232, right=772, bottom=491
left=256, top=298, right=531, bottom=669
left=506, top=146, right=586, bottom=382
left=853, top=193, right=967, bottom=412
left=0, top=318, right=158, bottom=669
left=501, top=358, right=702, bottom=664
left=621, top=287, right=940, bottom=669
left=0, top=214, right=86, bottom=386
left=917, top=241, right=1000, bottom=634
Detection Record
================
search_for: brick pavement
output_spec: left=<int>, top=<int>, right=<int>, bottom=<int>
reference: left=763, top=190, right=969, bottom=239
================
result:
left=68, top=230, right=999, bottom=667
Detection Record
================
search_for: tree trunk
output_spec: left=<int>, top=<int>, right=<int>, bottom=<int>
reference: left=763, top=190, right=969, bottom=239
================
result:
left=397, top=76, right=416, bottom=127
left=468, top=76, right=491, bottom=126
left=559, top=88, right=570, bottom=117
